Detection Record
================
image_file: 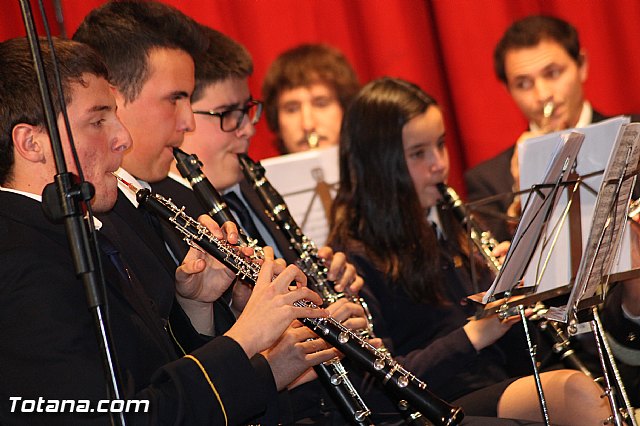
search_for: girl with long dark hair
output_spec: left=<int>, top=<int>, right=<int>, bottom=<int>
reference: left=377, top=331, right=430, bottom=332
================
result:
left=329, top=77, right=610, bottom=425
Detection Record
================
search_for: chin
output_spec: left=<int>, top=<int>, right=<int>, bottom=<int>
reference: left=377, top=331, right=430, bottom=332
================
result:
left=92, top=189, right=118, bottom=213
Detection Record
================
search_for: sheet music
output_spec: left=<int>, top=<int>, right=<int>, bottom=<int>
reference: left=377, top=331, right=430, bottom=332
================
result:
left=517, top=116, right=632, bottom=296
left=483, top=131, right=584, bottom=303
left=260, top=146, right=339, bottom=247
left=546, top=122, right=640, bottom=322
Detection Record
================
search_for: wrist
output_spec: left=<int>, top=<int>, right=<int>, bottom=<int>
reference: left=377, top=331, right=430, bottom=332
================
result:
left=175, top=294, right=214, bottom=336
left=224, top=324, right=258, bottom=359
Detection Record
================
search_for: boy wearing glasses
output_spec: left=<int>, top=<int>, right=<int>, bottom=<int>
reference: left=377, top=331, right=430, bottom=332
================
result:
left=153, top=26, right=371, bottom=425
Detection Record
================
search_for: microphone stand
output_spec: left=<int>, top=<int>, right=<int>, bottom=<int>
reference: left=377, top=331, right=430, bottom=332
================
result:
left=18, top=1, right=125, bottom=425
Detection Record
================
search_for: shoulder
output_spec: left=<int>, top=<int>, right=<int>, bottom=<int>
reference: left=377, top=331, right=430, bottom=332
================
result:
left=465, top=146, right=514, bottom=181
left=464, top=146, right=515, bottom=200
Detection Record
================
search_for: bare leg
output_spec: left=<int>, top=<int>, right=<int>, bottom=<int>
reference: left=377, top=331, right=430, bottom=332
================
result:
left=497, top=370, right=610, bottom=426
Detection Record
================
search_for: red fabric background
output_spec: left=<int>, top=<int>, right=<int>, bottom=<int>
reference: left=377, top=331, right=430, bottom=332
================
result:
left=3, top=0, right=640, bottom=195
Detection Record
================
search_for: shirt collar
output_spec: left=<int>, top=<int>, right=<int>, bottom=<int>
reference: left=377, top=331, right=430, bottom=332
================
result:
left=168, top=171, right=191, bottom=189
left=0, top=185, right=103, bottom=229
left=114, top=167, right=150, bottom=208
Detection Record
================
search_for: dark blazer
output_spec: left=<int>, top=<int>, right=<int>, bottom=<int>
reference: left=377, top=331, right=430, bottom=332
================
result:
left=342, top=244, right=511, bottom=403
left=0, top=192, right=277, bottom=425
left=464, top=109, right=609, bottom=242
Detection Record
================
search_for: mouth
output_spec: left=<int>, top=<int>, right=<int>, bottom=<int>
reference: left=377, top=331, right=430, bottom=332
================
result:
left=298, top=132, right=326, bottom=148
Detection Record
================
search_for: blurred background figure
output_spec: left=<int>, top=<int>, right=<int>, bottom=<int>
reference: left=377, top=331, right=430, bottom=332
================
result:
left=464, top=16, right=593, bottom=241
left=262, top=43, right=360, bottom=154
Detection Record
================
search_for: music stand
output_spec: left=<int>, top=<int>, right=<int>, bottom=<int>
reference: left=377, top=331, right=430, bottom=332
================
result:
left=545, top=123, right=640, bottom=426
left=260, top=146, right=339, bottom=247
left=477, top=131, right=584, bottom=425
left=518, top=116, right=634, bottom=296
left=478, top=118, right=639, bottom=426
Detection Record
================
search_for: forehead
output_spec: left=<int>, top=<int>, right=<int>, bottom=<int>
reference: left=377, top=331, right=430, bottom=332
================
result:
left=277, top=82, right=337, bottom=104
left=144, top=47, right=195, bottom=91
left=504, top=39, right=576, bottom=79
left=194, top=77, right=250, bottom=109
left=402, top=106, right=444, bottom=148
left=67, top=74, right=114, bottom=114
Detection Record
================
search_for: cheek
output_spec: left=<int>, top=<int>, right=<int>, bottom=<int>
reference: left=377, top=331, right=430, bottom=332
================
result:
left=406, top=161, right=423, bottom=190
left=279, top=113, right=302, bottom=135
left=514, top=92, right=535, bottom=111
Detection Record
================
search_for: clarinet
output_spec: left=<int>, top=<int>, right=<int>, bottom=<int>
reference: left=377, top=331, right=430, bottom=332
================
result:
left=116, top=176, right=464, bottom=426
left=237, top=154, right=374, bottom=329
left=436, top=183, right=596, bottom=379
left=173, top=148, right=258, bottom=249
left=172, top=149, right=374, bottom=426
left=238, top=153, right=435, bottom=425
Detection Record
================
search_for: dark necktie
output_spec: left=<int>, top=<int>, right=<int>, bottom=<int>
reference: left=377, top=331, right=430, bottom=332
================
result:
left=222, top=191, right=268, bottom=247
left=98, top=233, right=131, bottom=282
left=139, top=205, right=163, bottom=237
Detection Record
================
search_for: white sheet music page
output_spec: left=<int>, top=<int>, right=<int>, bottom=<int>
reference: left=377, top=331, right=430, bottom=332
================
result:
left=517, top=116, right=632, bottom=301
left=483, top=131, right=584, bottom=303
left=546, top=122, right=640, bottom=322
left=260, top=146, right=339, bottom=247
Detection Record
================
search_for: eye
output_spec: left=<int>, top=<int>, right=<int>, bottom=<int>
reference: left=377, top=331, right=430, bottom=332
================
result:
left=280, top=103, right=300, bottom=114
left=92, top=119, right=106, bottom=128
left=169, top=93, right=187, bottom=104
left=409, top=149, right=425, bottom=160
left=513, top=78, right=533, bottom=91
left=312, top=97, right=333, bottom=108
left=544, top=66, right=563, bottom=80
left=437, top=138, right=446, bottom=150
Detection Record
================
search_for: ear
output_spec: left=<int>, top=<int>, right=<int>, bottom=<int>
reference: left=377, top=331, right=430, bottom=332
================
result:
left=578, top=49, right=589, bottom=83
left=12, top=123, right=48, bottom=164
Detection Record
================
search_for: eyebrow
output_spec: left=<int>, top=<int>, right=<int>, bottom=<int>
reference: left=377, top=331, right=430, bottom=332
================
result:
left=211, top=96, right=252, bottom=112
left=171, top=90, right=191, bottom=99
left=86, top=105, right=112, bottom=113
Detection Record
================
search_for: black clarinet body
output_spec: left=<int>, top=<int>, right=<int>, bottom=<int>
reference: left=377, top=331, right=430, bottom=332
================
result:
left=131, top=186, right=463, bottom=426
left=171, top=149, right=374, bottom=425
left=238, top=154, right=456, bottom=425
left=173, top=148, right=254, bottom=248
left=238, top=153, right=343, bottom=304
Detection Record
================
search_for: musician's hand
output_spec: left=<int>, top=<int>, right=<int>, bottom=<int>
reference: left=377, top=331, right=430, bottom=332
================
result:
left=262, top=321, right=338, bottom=390
left=225, top=252, right=327, bottom=358
left=463, top=315, right=520, bottom=351
left=318, top=246, right=363, bottom=294
left=175, top=216, right=254, bottom=334
left=327, top=297, right=368, bottom=331
left=287, top=369, right=318, bottom=390
left=175, top=215, right=243, bottom=302
left=492, top=241, right=511, bottom=266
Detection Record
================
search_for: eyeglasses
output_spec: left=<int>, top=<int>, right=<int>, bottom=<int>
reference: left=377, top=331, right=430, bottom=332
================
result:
left=193, top=99, right=263, bottom=132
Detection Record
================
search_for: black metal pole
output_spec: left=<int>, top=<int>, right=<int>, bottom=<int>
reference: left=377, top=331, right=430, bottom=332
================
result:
left=17, top=1, right=125, bottom=424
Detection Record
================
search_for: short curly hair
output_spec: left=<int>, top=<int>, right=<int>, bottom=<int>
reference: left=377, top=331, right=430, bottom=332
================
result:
left=261, top=44, right=359, bottom=137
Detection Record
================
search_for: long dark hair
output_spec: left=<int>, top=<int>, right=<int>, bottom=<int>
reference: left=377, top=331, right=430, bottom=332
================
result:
left=329, top=77, right=444, bottom=304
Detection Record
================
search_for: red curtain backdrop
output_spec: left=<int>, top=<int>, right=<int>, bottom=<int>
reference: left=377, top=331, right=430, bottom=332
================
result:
left=3, top=0, right=640, bottom=196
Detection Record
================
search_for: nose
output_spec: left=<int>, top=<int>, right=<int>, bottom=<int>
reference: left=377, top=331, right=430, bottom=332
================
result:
left=430, top=148, right=447, bottom=174
left=236, top=114, right=257, bottom=140
left=534, top=79, right=553, bottom=106
left=301, top=102, right=315, bottom=132
left=113, top=120, right=133, bottom=152
left=178, top=100, right=196, bottom=133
